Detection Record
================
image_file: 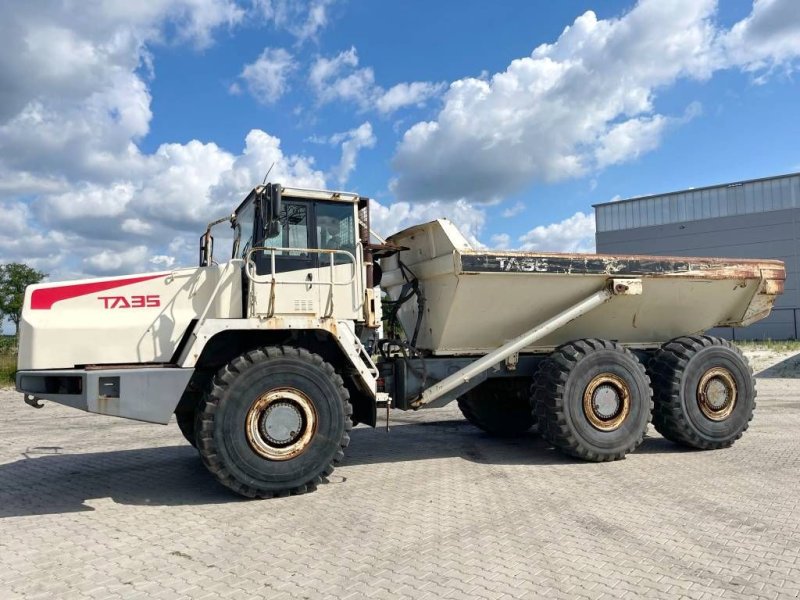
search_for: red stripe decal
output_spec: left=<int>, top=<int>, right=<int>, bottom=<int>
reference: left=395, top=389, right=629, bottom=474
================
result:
left=31, top=274, right=167, bottom=310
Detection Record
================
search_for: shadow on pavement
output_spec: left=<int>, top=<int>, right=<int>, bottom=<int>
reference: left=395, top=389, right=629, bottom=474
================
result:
left=345, top=418, right=689, bottom=466
left=0, top=445, right=241, bottom=518
left=755, top=352, right=800, bottom=379
left=0, top=419, right=688, bottom=518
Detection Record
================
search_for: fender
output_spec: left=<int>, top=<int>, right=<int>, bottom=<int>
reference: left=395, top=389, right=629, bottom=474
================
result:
left=178, top=316, right=379, bottom=398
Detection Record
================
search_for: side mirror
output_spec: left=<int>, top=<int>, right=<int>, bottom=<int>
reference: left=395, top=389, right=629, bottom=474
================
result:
left=268, top=183, right=282, bottom=224
left=260, top=183, right=283, bottom=233
left=199, top=232, right=214, bottom=267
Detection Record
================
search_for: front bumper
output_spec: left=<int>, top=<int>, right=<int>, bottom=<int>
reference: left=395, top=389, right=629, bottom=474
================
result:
left=16, top=367, right=194, bottom=425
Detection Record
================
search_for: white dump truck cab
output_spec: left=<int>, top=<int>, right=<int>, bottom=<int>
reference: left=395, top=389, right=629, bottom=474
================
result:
left=223, top=183, right=381, bottom=326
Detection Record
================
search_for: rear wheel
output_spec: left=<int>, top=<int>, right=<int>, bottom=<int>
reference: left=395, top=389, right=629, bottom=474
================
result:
left=457, top=378, right=535, bottom=436
left=196, top=346, right=352, bottom=498
left=648, top=336, right=755, bottom=449
left=531, top=339, right=652, bottom=461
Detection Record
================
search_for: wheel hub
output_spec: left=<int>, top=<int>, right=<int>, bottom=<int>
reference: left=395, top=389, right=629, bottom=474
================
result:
left=260, top=401, right=303, bottom=445
left=583, top=373, right=631, bottom=432
left=592, top=384, right=621, bottom=418
left=697, top=367, right=737, bottom=421
left=246, top=389, right=317, bottom=461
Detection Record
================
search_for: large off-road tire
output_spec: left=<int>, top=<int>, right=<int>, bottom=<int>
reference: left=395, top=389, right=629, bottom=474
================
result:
left=648, top=336, right=755, bottom=450
left=457, top=378, right=535, bottom=436
left=531, top=339, right=652, bottom=461
left=175, top=409, right=197, bottom=447
left=196, top=346, right=352, bottom=498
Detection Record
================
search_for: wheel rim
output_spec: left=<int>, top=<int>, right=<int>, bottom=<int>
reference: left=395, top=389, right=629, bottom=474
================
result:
left=583, top=373, right=631, bottom=431
left=245, top=388, right=317, bottom=460
left=697, top=367, right=737, bottom=421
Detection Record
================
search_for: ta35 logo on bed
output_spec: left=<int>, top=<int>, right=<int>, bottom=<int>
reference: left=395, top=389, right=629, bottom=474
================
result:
left=97, top=295, right=161, bottom=309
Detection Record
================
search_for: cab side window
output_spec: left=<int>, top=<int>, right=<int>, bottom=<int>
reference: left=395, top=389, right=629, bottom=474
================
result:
left=263, top=203, right=310, bottom=257
left=316, top=202, right=355, bottom=255
left=235, top=201, right=256, bottom=259
left=256, top=202, right=311, bottom=274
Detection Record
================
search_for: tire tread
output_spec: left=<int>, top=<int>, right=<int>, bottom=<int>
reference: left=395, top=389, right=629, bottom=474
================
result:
left=531, top=339, right=653, bottom=462
left=648, top=335, right=755, bottom=450
left=196, top=345, right=352, bottom=499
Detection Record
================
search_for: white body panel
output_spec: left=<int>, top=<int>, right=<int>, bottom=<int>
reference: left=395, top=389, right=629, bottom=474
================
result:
left=18, top=263, right=242, bottom=370
left=381, top=220, right=785, bottom=354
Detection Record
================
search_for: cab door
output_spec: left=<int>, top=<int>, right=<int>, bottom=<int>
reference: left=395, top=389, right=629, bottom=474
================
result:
left=251, top=201, right=320, bottom=316
left=313, top=200, right=363, bottom=321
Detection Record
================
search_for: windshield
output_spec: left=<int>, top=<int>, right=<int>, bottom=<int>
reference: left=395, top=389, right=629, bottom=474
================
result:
left=232, top=199, right=256, bottom=259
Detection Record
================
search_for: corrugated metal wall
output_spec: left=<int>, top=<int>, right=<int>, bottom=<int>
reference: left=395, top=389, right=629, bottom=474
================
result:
left=594, top=174, right=800, bottom=340
left=596, top=173, right=800, bottom=232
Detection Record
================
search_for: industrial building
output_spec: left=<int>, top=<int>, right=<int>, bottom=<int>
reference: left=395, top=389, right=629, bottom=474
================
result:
left=594, top=172, right=800, bottom=340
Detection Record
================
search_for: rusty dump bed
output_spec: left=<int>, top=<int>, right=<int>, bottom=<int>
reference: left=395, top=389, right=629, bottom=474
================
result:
left=380, top=219, right=785, bottom=355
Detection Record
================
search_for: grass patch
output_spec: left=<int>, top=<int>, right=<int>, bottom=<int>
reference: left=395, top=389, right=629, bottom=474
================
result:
left=0, top=356, right=15, bottom=385
left=0, top=336, right=16, bottom=386
left=734, top=339, right=800, bottom=353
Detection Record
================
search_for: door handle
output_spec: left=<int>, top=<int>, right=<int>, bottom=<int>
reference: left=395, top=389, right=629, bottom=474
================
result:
left=306, top=272, right=312, bottom=290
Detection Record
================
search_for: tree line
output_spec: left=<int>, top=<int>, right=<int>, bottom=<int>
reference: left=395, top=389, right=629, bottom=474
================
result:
left=0, top=263, right=46, bottom=339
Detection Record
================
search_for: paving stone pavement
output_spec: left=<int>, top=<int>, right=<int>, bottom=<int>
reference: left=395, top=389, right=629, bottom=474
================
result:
left=1, top=375, right=799, bottom=600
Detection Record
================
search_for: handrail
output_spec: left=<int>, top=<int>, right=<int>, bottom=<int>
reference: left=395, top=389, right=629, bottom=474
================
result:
left=244, top=246, right=359, bottom=286
left=243, top=245, right=365, bottom=318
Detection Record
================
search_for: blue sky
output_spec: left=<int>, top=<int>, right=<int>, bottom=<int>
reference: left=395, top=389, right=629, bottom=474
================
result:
left=0, top=0, right=799, bottom=280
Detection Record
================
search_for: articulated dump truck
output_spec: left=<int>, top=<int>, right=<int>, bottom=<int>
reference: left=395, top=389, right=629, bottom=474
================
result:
left=16, top=184, right=785, bottom=498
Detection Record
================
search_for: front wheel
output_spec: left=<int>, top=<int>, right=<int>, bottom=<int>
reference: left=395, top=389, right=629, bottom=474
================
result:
left=196, top=346, right=352, bottom=498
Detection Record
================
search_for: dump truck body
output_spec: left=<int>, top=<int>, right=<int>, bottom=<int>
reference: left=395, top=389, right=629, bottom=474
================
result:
left=382, top=219, right=785, bottom=354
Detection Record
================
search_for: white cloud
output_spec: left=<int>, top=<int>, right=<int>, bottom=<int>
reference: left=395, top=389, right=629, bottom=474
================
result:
left=150, top=255, right=177, bottom=269
left=490, top=233, right=511, bottom=249
left=0, top=0, right=247, bottom=193
left=391, top=0, right=800, bottom=204
left=22, top=129, right=326, bottom=276
left=235, top=47, right=296, bottom=103
left=369, top=198, right=486, bottom=248
left=0, top=201, right=33, bottom=236
left=329, top=122, right=377, bottom=186
left=253, top=0, right=336, bottom=42
left=375, top=81, right=446, bottom=115
left=518, top=212, right=596, bottom=253
left=594, top=114, right=668, bottom=168
left=309, top=47, right=444, bottom=114
left=84, top=246, right=151, bottom=275
left=121, top=218, right=154, bottom=235
left=722, top=0, right=800, bottom=74
left=41, top=183, right=134, bottom=221
left=309, top=47, right=375, bottom=108
left=501, top=201, right=525, bottom=218
left=291, top=0, right=335, bottom=42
